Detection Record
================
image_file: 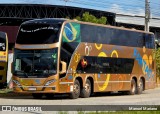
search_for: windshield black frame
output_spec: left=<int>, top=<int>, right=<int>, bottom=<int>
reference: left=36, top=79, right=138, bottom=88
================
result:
left=16, top=23, right=61, bottom=44
left=13, top=48, right=58, bottom=78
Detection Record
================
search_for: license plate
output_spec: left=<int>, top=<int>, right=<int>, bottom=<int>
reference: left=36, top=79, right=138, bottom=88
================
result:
left=28, top=87, right=36, bottom=91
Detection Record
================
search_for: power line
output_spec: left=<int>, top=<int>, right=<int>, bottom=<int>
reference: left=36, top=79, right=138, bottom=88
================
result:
left=60, top=0, right=160, bottom=17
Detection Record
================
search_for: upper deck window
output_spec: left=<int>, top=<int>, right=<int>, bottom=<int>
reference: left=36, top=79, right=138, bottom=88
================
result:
left=16, top=23, right=61, bottom=44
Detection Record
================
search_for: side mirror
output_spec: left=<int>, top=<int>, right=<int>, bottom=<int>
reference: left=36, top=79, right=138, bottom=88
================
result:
left=60, top=61, right=67, bottom=74
left=155, top=39, right=160, bottom=45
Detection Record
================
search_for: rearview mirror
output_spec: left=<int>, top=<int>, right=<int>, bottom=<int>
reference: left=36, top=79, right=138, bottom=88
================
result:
left=155, top=39, right=160, bottom=45
left=11, top=62, right=13, bottom=74
left=60, top=61, right=66, bottom=74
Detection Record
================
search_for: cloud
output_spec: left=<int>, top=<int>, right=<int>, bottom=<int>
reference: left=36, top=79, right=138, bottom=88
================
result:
left=108, top=4, right=145, bottom=16
left=21, top=0, right=47, bottom=4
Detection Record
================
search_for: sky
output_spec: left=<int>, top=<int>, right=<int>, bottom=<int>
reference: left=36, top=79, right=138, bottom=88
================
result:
left=0, top=0, right=160, bottom=18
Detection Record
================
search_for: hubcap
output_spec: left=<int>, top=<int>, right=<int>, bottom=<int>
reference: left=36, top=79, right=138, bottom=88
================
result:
left=131, top=82, right=135, bottom=93
left=85, top=83, right=90, bottom=93
left=139, top=80, right=143, bottom=91
left=74, top=84, right=80, bottom=95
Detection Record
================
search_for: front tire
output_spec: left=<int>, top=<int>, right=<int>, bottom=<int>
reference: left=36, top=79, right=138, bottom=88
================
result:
left=127, top=79, right=137, bottom=95
left=80, top=79, right=91, bottom=98
left=69, top=79, right=80, bottom=99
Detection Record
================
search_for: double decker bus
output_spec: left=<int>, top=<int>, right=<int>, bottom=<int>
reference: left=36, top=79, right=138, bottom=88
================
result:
left=0, top=31, right=8, bottom=88
left=12, top=18, right=156, bottom=99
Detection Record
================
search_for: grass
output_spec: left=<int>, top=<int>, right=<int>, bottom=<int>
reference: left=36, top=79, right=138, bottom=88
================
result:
left=56, top=111, right=160, bottom=114
left=85, top=111, right=160, bottom=114
left=0, top=88, right=13, bottom=94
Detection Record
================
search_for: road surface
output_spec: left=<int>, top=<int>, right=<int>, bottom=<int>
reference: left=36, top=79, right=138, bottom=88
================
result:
left=0, top=87, right=160, bottom=113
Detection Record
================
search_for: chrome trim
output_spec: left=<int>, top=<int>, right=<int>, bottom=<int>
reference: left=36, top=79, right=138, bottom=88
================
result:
left=13, top=86, right=56, bottom=87
left=59, top=82, right=73, bottom=84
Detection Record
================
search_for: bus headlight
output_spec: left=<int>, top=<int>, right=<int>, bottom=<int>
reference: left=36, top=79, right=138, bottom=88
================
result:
left=13, top=80, right=21, bottom=86
left=45, top=79, right=56, bottom=86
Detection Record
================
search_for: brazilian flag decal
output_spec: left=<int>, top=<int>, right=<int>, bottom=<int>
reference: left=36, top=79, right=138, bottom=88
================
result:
left=62, top=22, right=81, bottom=42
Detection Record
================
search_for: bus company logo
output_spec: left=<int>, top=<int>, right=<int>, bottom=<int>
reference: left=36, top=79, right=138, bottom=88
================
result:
left=2, top=106, right=12, bottom=111
left=1, top=106, right=42, bottom=112
left=35, top=79, right=40, bottom=84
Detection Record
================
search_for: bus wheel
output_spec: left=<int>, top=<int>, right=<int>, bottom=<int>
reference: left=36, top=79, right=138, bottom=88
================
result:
left=69, top=79, right=80, bottom=99
left=80, top=79, right=91, bottom=98
left=32, top=93, right=43, bottom=99
left=127, top=79, right=137, bottom=95
left=138, top=78, right=144, bottom=94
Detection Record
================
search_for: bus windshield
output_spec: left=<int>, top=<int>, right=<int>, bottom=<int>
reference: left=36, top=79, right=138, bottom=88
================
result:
left=16, top=23, right=61, bottom=44
left=0, top=37, right=6, bottom=51
left=13, top=48, right=58, bottom=77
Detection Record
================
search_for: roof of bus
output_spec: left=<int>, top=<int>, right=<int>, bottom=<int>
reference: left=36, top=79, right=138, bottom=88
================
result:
left=21, top=18, right=67, bottom=25
left=21, top=18, right=154, bottom=35
left=65, top=19, right=154, bottom=35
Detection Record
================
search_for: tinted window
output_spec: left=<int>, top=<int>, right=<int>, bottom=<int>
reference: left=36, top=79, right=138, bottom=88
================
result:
left=16, top=23, right=61, bottom=44
left=80, top=24, right=154, bottom=49
left=0, top=38, right=6, bottom=51
left=144, top=34, right=155, bottom=49
left=77, top=56, right=134, bottom=74
left=13, top=48, right=58, bottom=78
left=62, top=22, right=81, bottom=55
left=0, top=32, right=6, bottom=51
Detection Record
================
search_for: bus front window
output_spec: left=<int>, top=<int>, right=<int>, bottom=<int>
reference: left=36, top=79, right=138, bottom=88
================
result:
left=13, top=48, right=58, bottom=77
left=0, top=38, right=6, bottom=51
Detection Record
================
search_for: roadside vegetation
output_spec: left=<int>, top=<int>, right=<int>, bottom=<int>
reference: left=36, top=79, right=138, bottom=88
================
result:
left=155, top=48, right=160, bottom=77
left=57, top=111, right=160, bottom=114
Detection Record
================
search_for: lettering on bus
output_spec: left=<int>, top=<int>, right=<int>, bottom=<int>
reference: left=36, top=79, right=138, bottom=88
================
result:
left=20, top=26, right=59, bottom=33
left=133, top=48, right=154, bottom=79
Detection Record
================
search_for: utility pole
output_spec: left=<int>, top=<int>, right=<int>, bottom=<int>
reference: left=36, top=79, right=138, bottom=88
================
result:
left=64, top=0, right=69, bottom=6
left=145, top=0, right=150, bottom=32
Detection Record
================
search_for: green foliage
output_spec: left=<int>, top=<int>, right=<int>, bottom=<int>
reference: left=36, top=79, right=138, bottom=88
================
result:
left=155, top=48, right=160, bottom=77
left=86, top=111, right=160, bottom=114
left=75, top=12, right=107, bottom=24
left=58, top=111, right=68, bottom=114
left=0, top=88, right=13, bottom=93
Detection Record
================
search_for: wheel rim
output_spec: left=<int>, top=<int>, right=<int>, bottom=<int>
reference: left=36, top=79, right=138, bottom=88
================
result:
left=131, top=81, right=136, bottom=93
left=139, top=79, right=143, bottom=91
left=85, top=83, right=91, bottom=94
left=73, top=83, right=80, bottom=96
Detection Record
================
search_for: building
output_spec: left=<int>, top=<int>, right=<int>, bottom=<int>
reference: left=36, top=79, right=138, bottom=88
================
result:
left=116, top=14, right=160, bottom=40
left=0, top=4, right=115, bottom=50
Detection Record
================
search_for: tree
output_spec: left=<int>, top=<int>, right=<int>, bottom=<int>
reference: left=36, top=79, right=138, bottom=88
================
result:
left=154, top=48, right=160, bottom=77
left=75, top=12, right=108, bottom=25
